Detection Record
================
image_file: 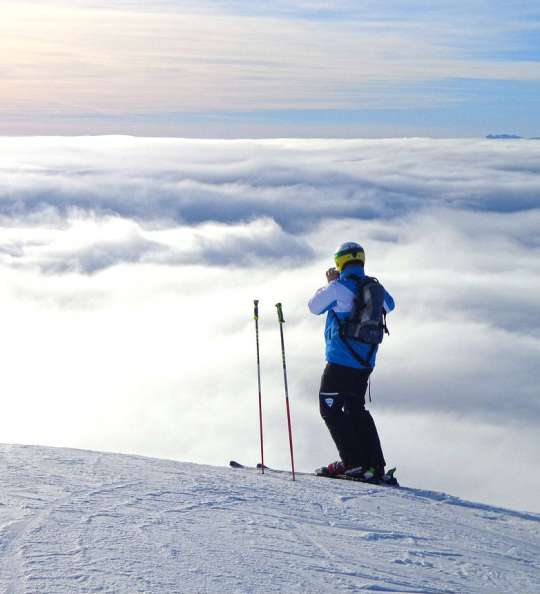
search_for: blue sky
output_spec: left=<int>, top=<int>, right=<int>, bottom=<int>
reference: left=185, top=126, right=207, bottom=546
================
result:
left=1, top=0, right=539, bottom=136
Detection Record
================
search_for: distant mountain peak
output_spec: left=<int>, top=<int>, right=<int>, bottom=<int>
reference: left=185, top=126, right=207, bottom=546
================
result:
left=486, top=134, right=522, bottom=139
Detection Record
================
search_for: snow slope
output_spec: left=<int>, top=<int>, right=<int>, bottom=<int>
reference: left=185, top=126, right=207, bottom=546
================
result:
left=0, top=444, right=539, bottom=594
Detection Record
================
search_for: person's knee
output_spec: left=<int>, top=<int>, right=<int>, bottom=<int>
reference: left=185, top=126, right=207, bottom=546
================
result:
left=344, top=393, right=366, bottom=417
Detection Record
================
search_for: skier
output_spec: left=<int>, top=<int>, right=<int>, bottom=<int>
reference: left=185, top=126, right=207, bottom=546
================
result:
left=308, top=242, right=395, bottom=482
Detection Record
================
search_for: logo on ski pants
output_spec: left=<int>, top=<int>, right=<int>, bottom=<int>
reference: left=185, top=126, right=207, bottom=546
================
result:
left=320, top=392, right=339, bottom=408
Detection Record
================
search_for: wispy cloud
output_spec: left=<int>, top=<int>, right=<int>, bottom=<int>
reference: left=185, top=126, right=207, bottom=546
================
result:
left=2, top=216, right=313, bottom=274
left=1, top=1, right=539, bottom=135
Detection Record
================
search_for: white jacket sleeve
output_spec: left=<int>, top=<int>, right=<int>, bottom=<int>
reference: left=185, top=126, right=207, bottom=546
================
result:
left=308, top=282, right=338, bottom=315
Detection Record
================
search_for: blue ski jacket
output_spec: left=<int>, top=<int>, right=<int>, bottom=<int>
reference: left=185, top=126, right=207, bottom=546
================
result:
left=308, top=263, right=395, bottom=369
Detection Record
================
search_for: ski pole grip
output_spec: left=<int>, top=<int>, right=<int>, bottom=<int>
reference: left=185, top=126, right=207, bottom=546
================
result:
left=254, top=299, right=259, bottom=320
left=275, top=302, right=285, bottom=323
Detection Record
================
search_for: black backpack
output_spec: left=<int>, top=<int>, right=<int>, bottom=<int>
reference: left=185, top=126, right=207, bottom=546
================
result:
left=341, top=275, right=389, bottom=345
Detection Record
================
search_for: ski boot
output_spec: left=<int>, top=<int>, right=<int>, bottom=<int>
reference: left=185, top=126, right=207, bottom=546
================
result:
left=344, top=465, right=383, bottom=483
left=315, top=460, right=349, bottom=477
left=381, top=467, right=399, bottom=487
left=345, top=466, right=399, bottom=486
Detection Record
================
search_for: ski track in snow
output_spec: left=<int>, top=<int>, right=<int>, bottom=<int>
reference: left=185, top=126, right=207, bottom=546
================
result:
left=0, top=445, right=539, bottom=594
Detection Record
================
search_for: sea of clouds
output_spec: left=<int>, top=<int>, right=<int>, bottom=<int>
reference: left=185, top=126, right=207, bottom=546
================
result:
left=1, top=136, right=539, bottom=511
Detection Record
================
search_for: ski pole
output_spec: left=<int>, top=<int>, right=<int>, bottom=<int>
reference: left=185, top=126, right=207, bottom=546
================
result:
left=253, top=300, right=265, bottom=474
left=275, top=303, right=296, bottom=481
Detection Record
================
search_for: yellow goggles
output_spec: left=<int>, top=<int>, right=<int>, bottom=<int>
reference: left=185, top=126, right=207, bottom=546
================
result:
left=334, top=251, right=365, bottom=272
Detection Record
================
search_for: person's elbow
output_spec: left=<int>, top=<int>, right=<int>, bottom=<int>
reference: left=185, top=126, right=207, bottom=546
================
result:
left=308, top=299, right=322, bottom=315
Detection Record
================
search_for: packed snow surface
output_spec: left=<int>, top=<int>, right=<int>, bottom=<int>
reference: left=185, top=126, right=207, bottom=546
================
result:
left=0, top=444, right=539, bottom=594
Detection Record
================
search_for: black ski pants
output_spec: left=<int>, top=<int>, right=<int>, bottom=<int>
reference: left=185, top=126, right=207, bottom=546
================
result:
left=319, top=362, right=386, bottom=470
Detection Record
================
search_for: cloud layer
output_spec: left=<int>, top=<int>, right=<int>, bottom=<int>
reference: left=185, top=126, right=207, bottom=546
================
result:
left=1, top=137, right=539, bottom=511
left=2, top=137, right=540, bottom=225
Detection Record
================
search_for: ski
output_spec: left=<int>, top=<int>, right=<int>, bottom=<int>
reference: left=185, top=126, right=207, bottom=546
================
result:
left=229, top=460, right=291, bottom=473
left=229, top=460, right=271, bottom=471
left=229, top=460, right=246, bottom=469
left=229, top=461, right=306, bottom=477
left=315, top=467, right=399, bottom=487
left=317, top=474, right=399, bottom=487
left=230, top=460, right=398, bottom=485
